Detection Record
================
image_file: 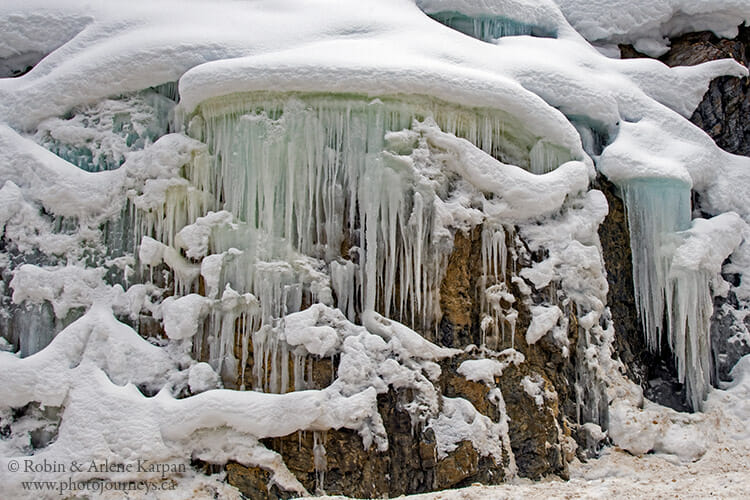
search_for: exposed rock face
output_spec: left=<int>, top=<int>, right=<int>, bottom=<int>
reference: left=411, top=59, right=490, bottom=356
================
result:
left=438, top=228, right=482, bottom=348
left=226, top=224, right=582, bottom=498
left=594, top=176, right=646, bottom=386
left=228, top=390, right=507, bottom=499
left=670, top=27, right=750, bottom=157
left=621, top=25, right=749, bottom=158
left=711, top=274, right=750, bottom=382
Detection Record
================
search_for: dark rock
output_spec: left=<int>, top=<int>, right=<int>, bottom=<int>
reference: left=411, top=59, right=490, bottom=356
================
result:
left=438, top=228, right=483, bottom=348
left=249, top=391, right=442, bottom=498
left=621, top=25, right=750, bottom=158
left=594, top=175, right=648, bottom=387
left=711, top=295, right=750, bottom=382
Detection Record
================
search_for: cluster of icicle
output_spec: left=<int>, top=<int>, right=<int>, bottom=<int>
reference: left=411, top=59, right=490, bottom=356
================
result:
left=623, top=179, right=712, bottom=410
left=129, top=93, right=564, bottom=391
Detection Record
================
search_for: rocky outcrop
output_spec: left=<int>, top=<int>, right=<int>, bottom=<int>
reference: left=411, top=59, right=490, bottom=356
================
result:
left=620, top=25, right=749, bottom=158
left=593, top=176, right=646, bottom=386
left=619, top=27, right=749, bottom=159
left=224, top=224, right=590, bottom=497
left=670, top=27, right=750, bottom=157
left=438, top=228, right=482, bottom=348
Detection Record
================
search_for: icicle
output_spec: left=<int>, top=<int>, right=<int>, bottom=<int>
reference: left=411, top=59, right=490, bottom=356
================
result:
left=14, top=303, right=56, bottom=357
left=330, top=260, right=358, bottom=321
left=313, top=431, right=328, bottom=494
left=195, top=93, right=561, bottom=336
left=239, top=313, right=250, bottom=390
left=669, top=269, right=714, bottom=410
left=293, top=352, right=307, bottom=391
left=171, top=92, right=578, bottom=399
left=479, top=224, right=513, bottom=348
left=481, top=225, right=507, bottom=282
left=622, top=178, right=717, bottom=408
left=622, top=178, right=691, bottom=353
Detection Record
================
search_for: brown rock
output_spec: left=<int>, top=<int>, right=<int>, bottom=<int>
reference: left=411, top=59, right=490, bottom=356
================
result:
left=435, top=441, right=480, bottom=489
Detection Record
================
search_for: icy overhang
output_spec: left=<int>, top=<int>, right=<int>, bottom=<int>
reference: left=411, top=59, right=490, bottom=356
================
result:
left=416, top=0, right=570, bottom=39
left=177, top=43, right=587, bottom=169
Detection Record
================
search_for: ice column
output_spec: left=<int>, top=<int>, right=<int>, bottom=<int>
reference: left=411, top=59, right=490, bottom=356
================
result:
left=622, top=179, right=691, bottom=353
left=622, top=178, right=713, bottom=409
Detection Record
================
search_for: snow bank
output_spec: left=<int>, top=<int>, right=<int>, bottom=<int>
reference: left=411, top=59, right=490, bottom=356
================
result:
left=0, top=124, right=122, bottom=219
left=0, top=302, right=460, bottom=496
left=161, top=294, right=210, bottom=340
left=672, top=213, right=747, bottom=275
left=0, top=306, right=175, bottom=408
left=555, top=0, right=750, bottom=56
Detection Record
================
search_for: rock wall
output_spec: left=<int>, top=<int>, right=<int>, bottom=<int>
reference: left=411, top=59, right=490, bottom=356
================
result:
left=620, top=25, right=749, bottom=158
left=225, top=225, right=581, bottom=498
left=227, top=28, right=750, bottom=496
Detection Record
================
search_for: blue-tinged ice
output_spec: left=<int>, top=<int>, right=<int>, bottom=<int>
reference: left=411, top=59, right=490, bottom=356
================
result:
left=427, top=11, right=557, bottom=41
left=622, top=178, right=716, bottom=409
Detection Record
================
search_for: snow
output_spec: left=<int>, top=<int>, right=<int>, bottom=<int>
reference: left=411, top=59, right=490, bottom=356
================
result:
left=178, top=44, right=583, bottom=161
left=160, top=294, right=210, bottom=340
left=526, top=305, right=563, bottom=345
left=2, top=0, right=750, bottom=497
left=418, top=123, right=591, bottom=219
left=187, top=362, right=221, bottom=394
left=363, top=309, right=461, bottom=360
left=0, top=305, right=176, bottom=408
left=521, top=375, right=546, bottom=408
left=0, top=8, right=91, bottom=59
left=0, top=124, right=123, bottom=220
left=0, top=302, right=454, bottom=497
left=283, top=304, right=343, bottom=357
left=2, top=0, right=748, bottom=223
left=176, top=211, right=234, bottom=260
left=427, top=396, right=512, bottom=469
left=457, top=349, right=525, bottom=384
left=11, top=264, right=108, bottom=319
left=555, top=0, right=750, bottom=56
left=672, top=213, right=747, bottom=275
